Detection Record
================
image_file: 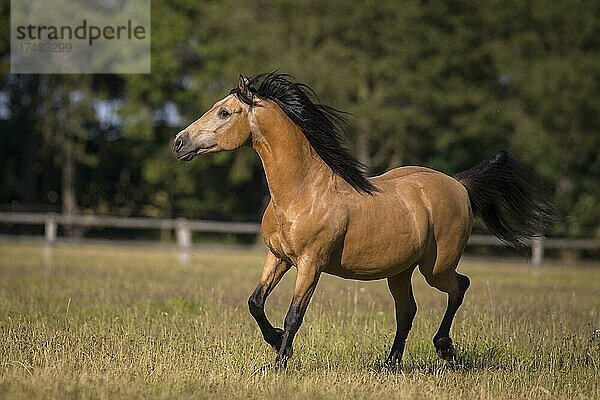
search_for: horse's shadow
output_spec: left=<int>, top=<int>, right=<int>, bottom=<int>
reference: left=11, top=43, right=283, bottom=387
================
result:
left=374, top=344, right=510, bottom=374
left=251, top=342, right=511, bottom=375
left=252, top=346, right=510, bottom=375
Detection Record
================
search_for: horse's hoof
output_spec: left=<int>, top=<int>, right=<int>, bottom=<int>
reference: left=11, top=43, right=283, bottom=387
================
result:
left=275, top=355, right=289, bottom=370
left=434, top=337, right=456, bottom=362
left=383, top=359, right=399, bottom=371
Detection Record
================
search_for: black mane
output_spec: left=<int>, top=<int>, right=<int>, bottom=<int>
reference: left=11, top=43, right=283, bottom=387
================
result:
left=231, top=72, right=378, bottom=194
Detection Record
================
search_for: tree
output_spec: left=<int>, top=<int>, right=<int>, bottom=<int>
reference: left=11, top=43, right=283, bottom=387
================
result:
left=1, top=0, right=599, bottom=241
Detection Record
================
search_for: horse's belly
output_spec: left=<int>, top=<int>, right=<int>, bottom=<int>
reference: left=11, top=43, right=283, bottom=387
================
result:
left=326, top=236, right=422, bottom=280
left=323, top=256, right=416, bottom=280
left=325, top=204, right=428, bottom=280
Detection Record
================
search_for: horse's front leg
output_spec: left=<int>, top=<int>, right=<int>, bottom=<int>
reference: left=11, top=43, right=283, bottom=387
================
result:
left=248, top=252, right=292, bottom=352
left=276, top=262, right=321, bottom=368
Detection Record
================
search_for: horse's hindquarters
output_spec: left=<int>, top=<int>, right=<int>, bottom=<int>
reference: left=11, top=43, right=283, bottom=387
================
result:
left=331, top=169, right=472, bottom=280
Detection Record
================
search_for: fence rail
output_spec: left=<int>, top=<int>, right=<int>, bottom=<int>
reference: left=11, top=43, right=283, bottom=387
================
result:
left=1, top=212, right=598, bottom=265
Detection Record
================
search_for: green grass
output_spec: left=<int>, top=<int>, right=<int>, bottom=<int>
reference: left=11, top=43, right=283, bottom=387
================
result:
left=1, top=242, right=599, bottom=399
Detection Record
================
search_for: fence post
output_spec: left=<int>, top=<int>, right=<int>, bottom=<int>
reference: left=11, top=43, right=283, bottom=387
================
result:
left=175, top=218, right=192, bottom=264
left=531, top=236, right=545, bottom=267
left=44, top=213, right=57, bottom=265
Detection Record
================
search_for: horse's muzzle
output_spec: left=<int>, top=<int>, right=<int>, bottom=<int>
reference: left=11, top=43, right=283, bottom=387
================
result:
left=173, top=130, right=196, bottom=161
left=173, top=135, right=184, bottom=152
left=173, top=130, right=220, bottom=161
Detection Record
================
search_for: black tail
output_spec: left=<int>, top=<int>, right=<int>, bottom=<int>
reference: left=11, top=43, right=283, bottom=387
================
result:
left=455, top=149, right=556, bottom=248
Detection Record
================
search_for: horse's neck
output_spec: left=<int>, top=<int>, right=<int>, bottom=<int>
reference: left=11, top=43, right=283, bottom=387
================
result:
left=251, top=106, right=336, bottom=211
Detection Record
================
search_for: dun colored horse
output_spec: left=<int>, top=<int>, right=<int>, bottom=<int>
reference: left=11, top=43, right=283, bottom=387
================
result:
left=173, top=73, right=553, bottom=368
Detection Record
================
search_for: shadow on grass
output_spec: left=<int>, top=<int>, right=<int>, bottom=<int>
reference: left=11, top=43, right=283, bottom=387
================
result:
left=373, top=342, right=511, bottom=374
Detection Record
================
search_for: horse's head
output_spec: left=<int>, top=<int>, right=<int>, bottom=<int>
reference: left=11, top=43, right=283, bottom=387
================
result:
left=173, top=75, right=255, bottom=161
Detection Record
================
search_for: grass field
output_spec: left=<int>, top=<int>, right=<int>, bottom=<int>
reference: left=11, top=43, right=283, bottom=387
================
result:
left=1, top=242, right=599, bottom=399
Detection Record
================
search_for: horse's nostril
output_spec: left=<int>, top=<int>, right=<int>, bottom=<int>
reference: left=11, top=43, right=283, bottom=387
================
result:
left=174, top=136, right=183, bottom=152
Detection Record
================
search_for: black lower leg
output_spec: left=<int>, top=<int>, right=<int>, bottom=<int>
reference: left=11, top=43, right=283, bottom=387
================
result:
left=385, top=271, right=417, bottom=368
left=275, top=266, right=320, bottom=368
left=433, top=274, right=470, bottom=361
left=248, top=287, right=283, bottom=350
left=275, top=302, right=303, bottom=368
left=385, top=296, right=417, bottom=368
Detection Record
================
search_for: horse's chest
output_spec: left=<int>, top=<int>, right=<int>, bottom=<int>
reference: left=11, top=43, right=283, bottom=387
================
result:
left=265, top=231, right=290, bottom=261
left=262, top=211, right=326, bottom=264
left=264, top=217, right=308, bottom=263
left=261, top=198, right=346, bottom=266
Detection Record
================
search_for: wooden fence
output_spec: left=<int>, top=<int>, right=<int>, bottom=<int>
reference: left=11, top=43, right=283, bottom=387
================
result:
left=1, top=211, right=599, bottom=265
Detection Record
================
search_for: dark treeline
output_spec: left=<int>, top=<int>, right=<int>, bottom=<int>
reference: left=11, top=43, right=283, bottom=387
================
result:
left=0, top=1, right=598, bottom=238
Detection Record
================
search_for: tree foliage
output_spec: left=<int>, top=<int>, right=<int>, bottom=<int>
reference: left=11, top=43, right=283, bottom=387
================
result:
left=0, top=1, right=598, bottom=237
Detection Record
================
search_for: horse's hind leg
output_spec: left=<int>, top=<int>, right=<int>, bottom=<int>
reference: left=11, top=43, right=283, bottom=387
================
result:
left=384, top=265, right=417, bottom=369
left=419, top=264, right=470, bottom=362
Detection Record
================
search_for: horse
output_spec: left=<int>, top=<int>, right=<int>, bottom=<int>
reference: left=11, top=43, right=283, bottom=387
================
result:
left=173, top=72, right=554, bottom=369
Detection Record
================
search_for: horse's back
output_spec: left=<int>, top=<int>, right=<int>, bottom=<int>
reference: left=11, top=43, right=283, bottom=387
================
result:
left=371, top=165, right=439, bottom=183
left=372, top=166, right=470, bottom=215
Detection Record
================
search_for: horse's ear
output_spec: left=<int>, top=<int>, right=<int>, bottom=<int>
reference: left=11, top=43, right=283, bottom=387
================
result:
left=238, top=74, right=246, bottom=91
left=237, top=74, right=255, bottom=104
left=238, top=75, right=251, bottom=95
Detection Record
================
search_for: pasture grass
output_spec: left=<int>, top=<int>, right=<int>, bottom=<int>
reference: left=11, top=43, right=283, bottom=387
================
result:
left=1, top=242, right=599, bottom=399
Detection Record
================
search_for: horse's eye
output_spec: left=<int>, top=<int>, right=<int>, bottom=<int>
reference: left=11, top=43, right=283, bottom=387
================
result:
left=218, top=108, right=231, bottom=119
